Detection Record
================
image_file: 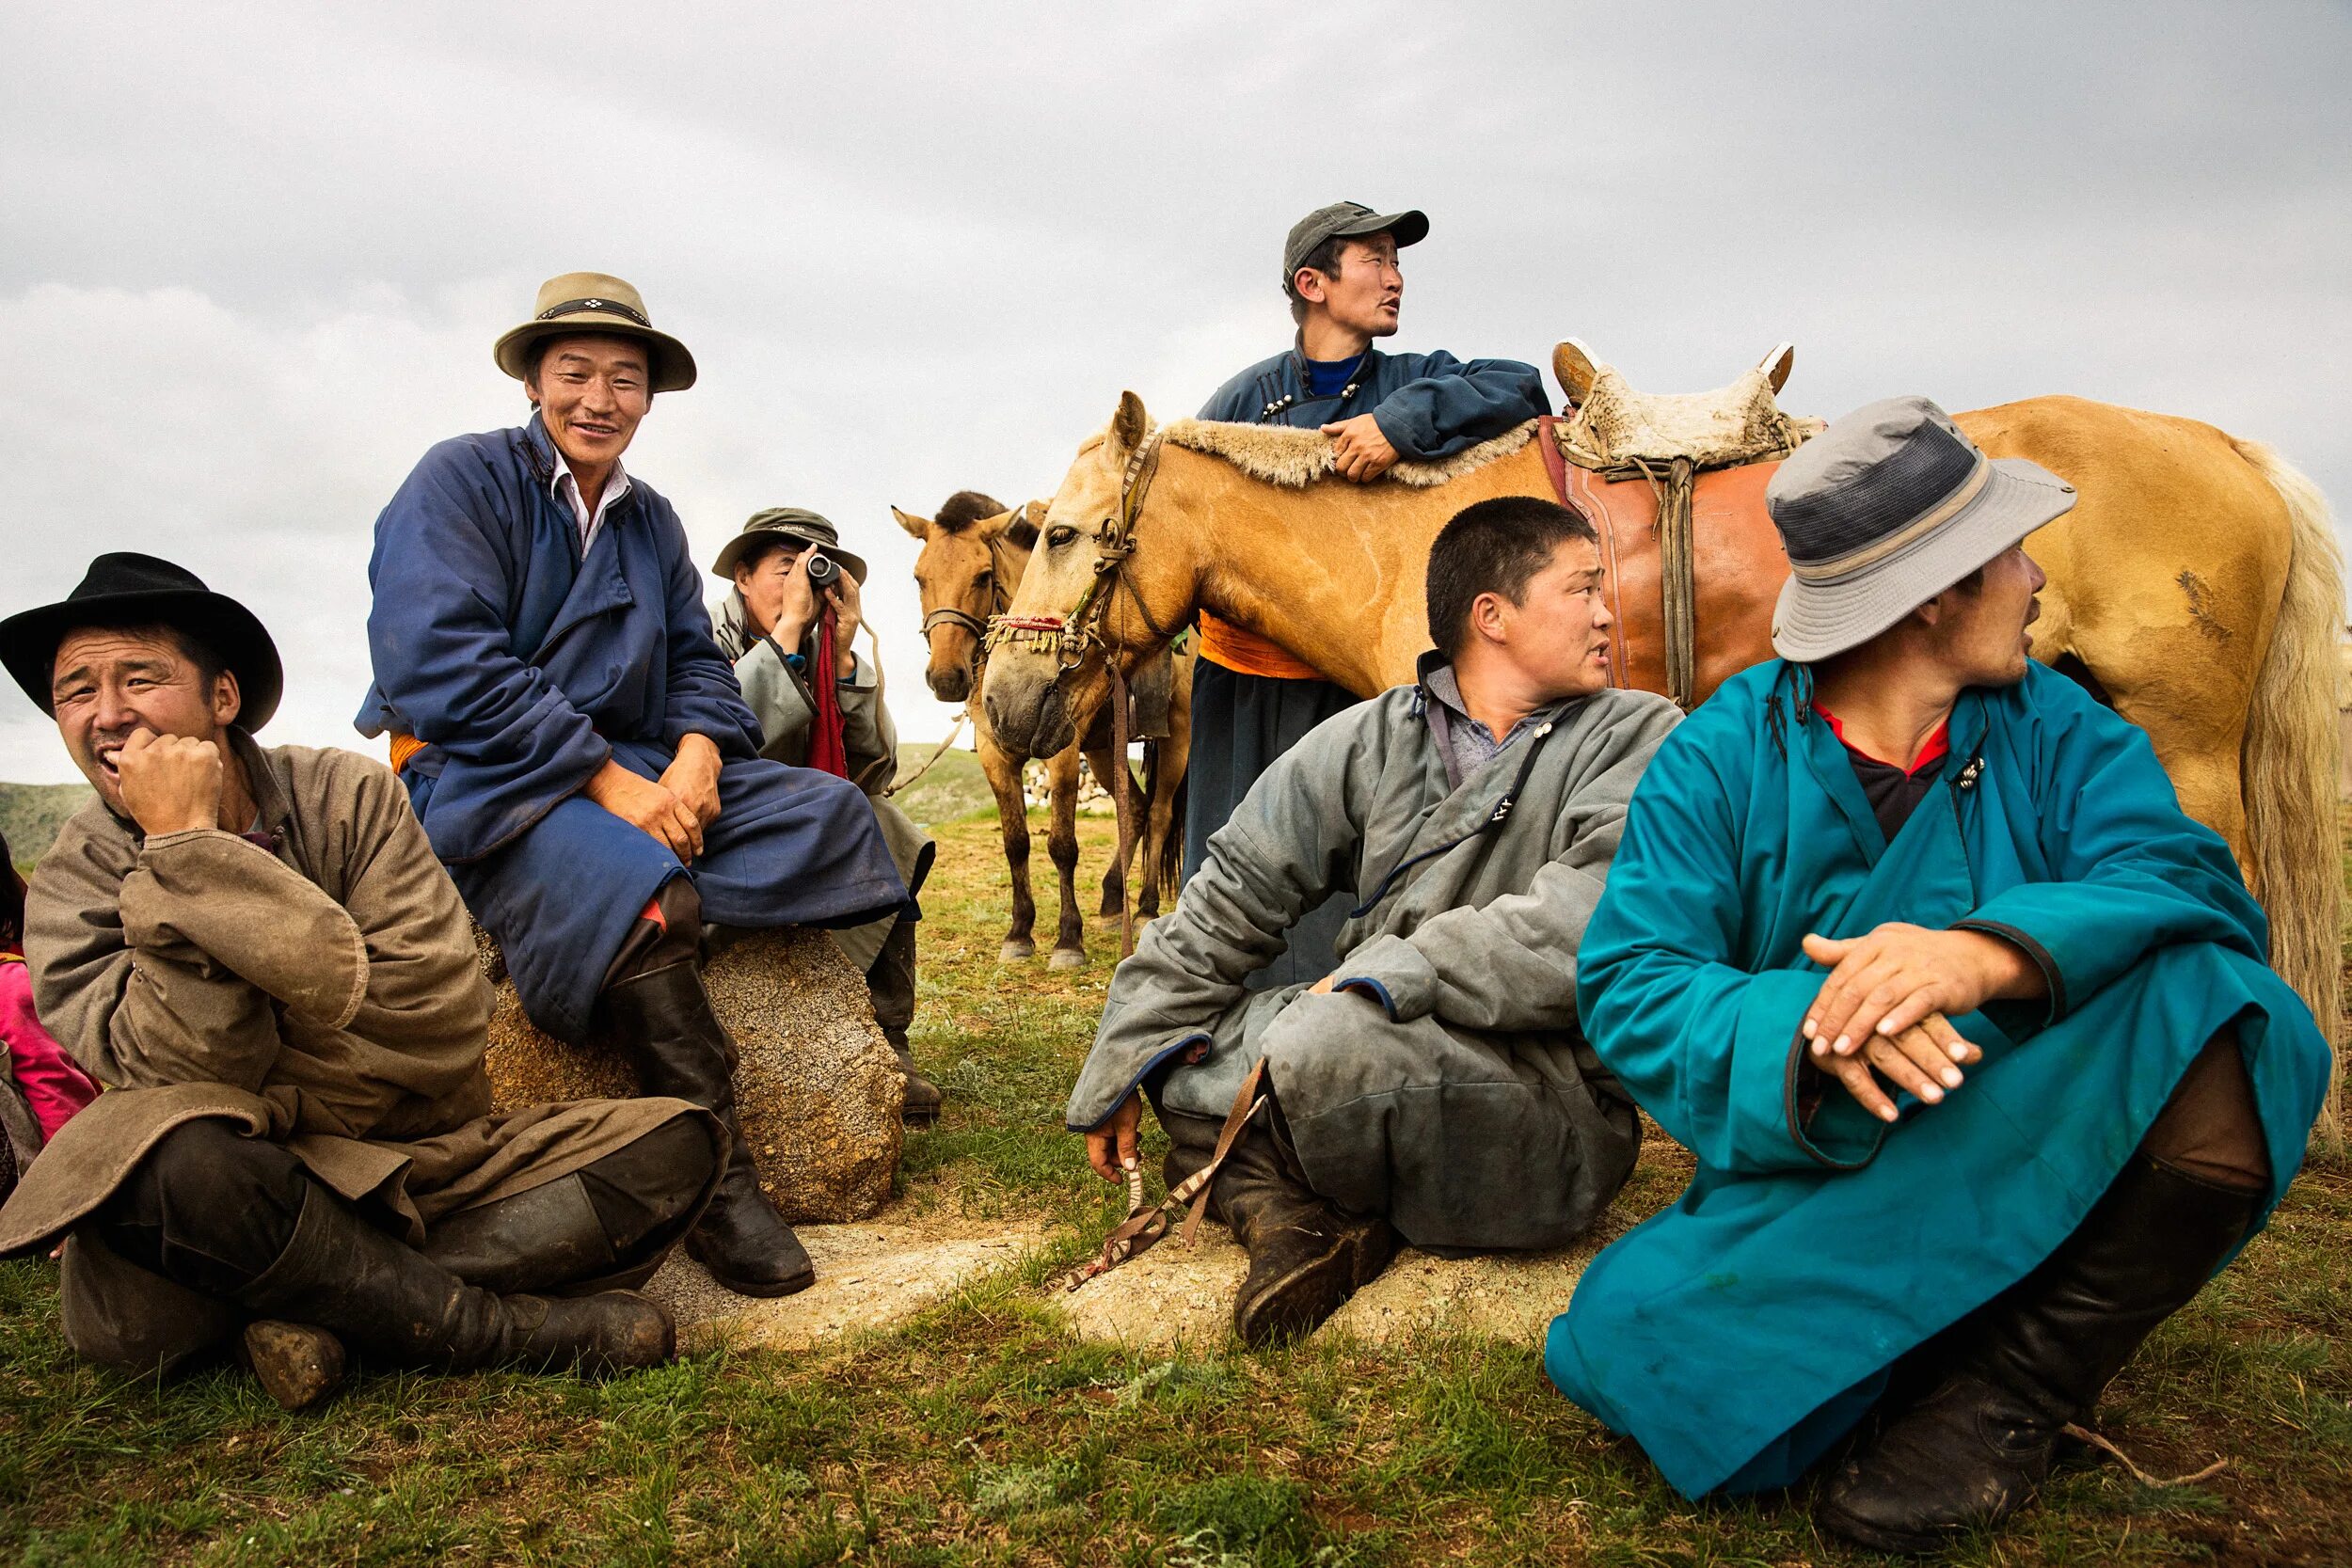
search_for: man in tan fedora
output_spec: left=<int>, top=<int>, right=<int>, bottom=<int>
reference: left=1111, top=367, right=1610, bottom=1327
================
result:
left=708, top=508, right=941, bottom=1122
left=357, top=273, right=913, bottom=1300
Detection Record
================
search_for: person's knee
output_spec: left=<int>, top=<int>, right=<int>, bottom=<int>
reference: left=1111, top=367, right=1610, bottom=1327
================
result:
left=94, top=1118, right=310, bottom=1295
left=576, top=1114, right=722, bottom=1258
left=2141, top=1027, right=2271, bottom=1193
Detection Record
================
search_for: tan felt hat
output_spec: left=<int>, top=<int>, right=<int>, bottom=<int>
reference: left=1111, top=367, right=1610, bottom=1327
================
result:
left=493, top=271, right=697, bottom=393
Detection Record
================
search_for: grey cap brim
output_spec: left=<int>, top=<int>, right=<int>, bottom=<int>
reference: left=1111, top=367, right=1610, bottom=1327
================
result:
left=1770, top=457, right=2075, bottom=662
left=1339, top=207, right=1428, bottom=249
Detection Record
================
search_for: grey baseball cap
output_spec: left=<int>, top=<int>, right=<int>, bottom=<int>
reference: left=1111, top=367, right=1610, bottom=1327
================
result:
left=1765, top=396, right=2076, bottom=662
left=1282, top=201, right=1429, bottom=282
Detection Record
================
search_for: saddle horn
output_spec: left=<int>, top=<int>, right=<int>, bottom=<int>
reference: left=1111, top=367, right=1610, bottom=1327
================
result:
left=1759, top=342, right=1795, bottom=394
left=1553, top=340, right=1600, bottom=408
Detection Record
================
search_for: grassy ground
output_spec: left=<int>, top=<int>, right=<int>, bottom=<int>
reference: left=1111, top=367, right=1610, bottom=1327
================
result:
left=1, top=808, right=2346, bottom=1566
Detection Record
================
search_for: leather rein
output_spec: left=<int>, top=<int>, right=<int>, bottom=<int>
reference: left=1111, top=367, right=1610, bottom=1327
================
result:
left=981, top=430, right=1179, bottom=673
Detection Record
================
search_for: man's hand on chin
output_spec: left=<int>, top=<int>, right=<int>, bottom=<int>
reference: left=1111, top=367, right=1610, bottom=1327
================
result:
left=115, top=728, right=227, bottom=837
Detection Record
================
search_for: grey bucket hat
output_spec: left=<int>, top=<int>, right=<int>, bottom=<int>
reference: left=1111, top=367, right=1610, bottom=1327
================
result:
left=1766, top=396, right=2077, bottom=662
left=1282, top=200, right=1429, bottom=282
left=709, top=507, right=869, bottom=585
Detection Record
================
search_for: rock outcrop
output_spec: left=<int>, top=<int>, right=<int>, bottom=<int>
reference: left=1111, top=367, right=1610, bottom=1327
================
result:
left=478, top=927, right=904, bottom=1222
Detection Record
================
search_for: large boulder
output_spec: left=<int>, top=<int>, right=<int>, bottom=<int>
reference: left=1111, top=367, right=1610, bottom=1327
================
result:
left=477, top=927, right=904, bottom=1222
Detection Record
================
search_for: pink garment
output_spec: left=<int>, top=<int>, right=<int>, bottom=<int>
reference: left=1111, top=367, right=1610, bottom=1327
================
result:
left=0, top=957, right=100, bottom=1142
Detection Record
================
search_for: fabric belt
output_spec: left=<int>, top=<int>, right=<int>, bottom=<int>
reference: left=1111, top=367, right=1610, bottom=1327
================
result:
left=387, top=734, right=426, bottom=775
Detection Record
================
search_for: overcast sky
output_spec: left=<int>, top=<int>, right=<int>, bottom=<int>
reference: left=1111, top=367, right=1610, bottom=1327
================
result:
left=3, top=1, right=2345, bottom=784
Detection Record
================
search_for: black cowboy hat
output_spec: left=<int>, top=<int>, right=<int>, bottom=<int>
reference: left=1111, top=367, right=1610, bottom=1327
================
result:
left=0, top=552, right=284, bottom=730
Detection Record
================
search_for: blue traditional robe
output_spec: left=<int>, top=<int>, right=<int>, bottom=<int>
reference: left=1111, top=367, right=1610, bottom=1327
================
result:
left=355, top=416, right=907, bottom=1044
left=1546, top=659, right=2331, bottom=1499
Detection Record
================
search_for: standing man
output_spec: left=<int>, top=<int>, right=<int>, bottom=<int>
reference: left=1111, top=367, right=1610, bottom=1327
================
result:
left=358, top=274, right=910, bottom=1299
left=1189, top=203, right=1549, bottom=987
left=0, top=555, right=719, bottom=1407
left=1071, top=499, right=1675, bottom=1345
left=1548, top=400, right=2332, bottom=1551
left=708, top=508, right=941, bottom=1122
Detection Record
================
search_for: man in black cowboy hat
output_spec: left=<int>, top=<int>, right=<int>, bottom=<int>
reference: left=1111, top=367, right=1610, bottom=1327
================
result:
left=0, top=553, right=728, bottom=1408
left=1189, top=203, right=1550, bottom=991
left=1550, top=397, right=2330, bottom=1551
left=708, top=508, right=941, bottom=1121
left=356, top=272, right=912, bottom=1299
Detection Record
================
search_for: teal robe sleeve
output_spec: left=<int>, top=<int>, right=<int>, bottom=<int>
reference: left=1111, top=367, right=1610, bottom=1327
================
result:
left=1954, top=673, right=2268, bottom=1022
left=1575, top=719, right=1883, bottom=1176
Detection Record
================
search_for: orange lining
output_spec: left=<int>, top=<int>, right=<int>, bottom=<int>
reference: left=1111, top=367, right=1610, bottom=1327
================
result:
left=1196, top=610, right=1326, bottom=681
left=1811, top=703, right=1951, bottom=775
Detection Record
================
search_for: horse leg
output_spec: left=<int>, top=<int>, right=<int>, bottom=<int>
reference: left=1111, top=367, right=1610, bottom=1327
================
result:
left=977, top=730, right=1037, bottom=962
left=1084, top=740, right=1129, bottom=917
left=1139, top=699, right=1193, bottom=919
left=1045, top=743, right=1089, bottom=969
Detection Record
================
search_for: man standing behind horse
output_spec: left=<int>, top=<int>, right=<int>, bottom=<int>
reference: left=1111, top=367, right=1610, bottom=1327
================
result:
left=707, top=507, right=941, bottom=1122
left=1188, top=203, right=1549, bottom=987
left=1070, top=498, right=1677, bottom=1346
left=357, top=273, right=910, bottom=1300
left=1548, top=399, right=2332, bottom=1552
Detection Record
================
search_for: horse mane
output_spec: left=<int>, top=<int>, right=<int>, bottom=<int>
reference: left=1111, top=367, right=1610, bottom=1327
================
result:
left=1160, top=418, right=1539, bottom=489
left=934, top=490, right=1009, bottom=533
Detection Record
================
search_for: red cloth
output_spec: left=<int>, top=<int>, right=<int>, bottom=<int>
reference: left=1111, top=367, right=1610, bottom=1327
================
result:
left=808, top=614, right=850, bottom=778
left=0, top=957, right=100, bottom=1142
left=1810, top=703, right=1951, bottom=776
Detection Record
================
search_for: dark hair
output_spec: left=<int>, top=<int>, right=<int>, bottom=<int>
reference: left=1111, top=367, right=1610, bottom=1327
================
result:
left=1424, top=497, right=1598, bottom=659
left=2, top=832, right=23, bottom=953
left=731, top=536, right=808, bottom=579
left=1284, top=233, right=1354, bottom=325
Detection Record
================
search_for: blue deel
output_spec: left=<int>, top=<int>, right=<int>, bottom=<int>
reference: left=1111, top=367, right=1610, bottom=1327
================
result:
left=1546, top=658, right=2331, bottom=1499
left=355, top=415, right=907, bottom=1044
left=1197, top=344, right=1547, bottom=457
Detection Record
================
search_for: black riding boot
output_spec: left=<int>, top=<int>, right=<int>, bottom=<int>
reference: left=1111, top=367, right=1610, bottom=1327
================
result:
left=1197, top=1100, right=1394, bottom=1349
left=866, top=920, right=941, bottom=1125
left=604, top=958, right=815, bottom=1298
left=1818, top=1153, right=2261, bottom=1554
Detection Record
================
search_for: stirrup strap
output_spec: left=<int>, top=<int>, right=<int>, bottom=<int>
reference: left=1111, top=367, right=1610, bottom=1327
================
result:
left=1059, top=1059, right=1267, bottom=1292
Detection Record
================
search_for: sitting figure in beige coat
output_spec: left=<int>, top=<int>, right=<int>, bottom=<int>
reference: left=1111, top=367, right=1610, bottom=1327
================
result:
left=0, top=553, right=724, bottom=1409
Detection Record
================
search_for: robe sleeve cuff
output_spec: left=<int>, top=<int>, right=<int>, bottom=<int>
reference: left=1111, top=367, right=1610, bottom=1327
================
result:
left=1065, top=1032, right=1209, bottom=1132
left=1330, top=934, right=1437, bottom=1022
left=1950, top=917, right=2066, bottom=1027
left=1731, top=970, right=1886, bottom=1173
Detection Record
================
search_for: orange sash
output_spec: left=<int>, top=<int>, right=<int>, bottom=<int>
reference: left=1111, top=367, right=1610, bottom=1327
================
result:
left=1194, top=610, right=1326, bottom=682
left=388, top=734, right=426, bottom=775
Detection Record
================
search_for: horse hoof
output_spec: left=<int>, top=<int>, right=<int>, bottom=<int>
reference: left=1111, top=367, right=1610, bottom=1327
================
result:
left=999, top=941, right=1035, bottom=962
left=1048, top=948, right=1088, bottom=971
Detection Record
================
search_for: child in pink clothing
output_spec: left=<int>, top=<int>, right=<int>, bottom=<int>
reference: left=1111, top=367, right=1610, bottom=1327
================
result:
left=3, top=832, right=100, bottom=1153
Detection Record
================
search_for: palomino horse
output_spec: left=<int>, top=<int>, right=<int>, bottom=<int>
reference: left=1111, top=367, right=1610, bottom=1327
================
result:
left=980, top=383, right=2346, bottom=1132
left=896, top=490, right=1193, bottom=968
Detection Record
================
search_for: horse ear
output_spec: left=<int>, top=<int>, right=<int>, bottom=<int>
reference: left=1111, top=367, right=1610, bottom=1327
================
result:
left=1760, top=342, right=1795, bottom=394
left=1002, top=501, right=1041, bottom=550
left=1110, top=390, right=1151, bottom=459
left=1553, top=340, right=1599, bottom=406
left=891, top=505, right=930, bottom=541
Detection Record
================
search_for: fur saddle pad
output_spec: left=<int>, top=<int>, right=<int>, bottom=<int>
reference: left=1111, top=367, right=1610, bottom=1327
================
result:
left=1553, top=340, right=1820, bottom=472
left=1162, top=418, right=1537, bottom=489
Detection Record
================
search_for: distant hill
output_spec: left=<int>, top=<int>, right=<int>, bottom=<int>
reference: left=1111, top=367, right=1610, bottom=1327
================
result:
left=2, top=782, right=94, bottom=870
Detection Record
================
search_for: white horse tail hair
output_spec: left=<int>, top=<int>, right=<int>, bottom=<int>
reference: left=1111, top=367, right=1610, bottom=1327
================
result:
left=2231, top=436, right=2345, bottom=1147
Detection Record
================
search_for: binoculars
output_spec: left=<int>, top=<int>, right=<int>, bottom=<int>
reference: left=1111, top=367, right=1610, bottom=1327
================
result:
left=804, top=550, right=840, bottom=590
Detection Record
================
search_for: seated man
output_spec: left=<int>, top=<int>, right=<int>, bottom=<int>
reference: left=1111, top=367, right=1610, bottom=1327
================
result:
left=0, top=554, right=723, bottom=1409
left=356, top=274, right=910, bottom=1298
left=1188, top=203, right=1552, bottom=991
left=708, top=507, right=940, bottom=1121
left=1070, top=498, right=1678, bottom=1345
left=1548, top=399, right=2332, bottom=1553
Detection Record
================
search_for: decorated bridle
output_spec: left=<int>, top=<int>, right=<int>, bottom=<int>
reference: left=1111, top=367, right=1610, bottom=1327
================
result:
left=982, top=429, right=1180, bottom=674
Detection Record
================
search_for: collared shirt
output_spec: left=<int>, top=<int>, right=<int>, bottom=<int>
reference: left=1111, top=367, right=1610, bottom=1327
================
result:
left=550, top=454, right=631, bottom=554
left=1423, top=663, right=1557, bottom=790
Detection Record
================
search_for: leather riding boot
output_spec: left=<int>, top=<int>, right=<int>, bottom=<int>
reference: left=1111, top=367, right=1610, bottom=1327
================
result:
left=237, top=1185, right=674, bottom=1411
left=604, top=958, right=815, bottom=1298
left=1819, top=1153, right=2261, bottom=1555
left=866, top=921, right=941, bottom=1125
left=1213, top=1105, right=1394, bottom=1349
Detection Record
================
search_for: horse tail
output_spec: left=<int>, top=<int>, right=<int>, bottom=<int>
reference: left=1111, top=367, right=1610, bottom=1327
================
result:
left=1159, top=771, right=1188, bottom=905
left=2232, top=435, right=2345, bottom=1143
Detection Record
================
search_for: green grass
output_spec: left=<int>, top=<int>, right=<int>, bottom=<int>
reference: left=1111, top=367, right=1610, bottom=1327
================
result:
left=2, top=812, right=2347, bottom=1565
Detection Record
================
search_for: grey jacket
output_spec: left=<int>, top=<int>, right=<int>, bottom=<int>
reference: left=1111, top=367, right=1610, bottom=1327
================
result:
left=712, top=589, right=898, bottom=799
left=1067, top=673, right=1681, bottom=1131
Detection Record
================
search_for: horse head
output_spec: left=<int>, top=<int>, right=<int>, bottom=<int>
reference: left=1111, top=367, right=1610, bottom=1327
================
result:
left=896, top=490, right=1032, bottom=704
left=982, top=389, right=1171, bottom=758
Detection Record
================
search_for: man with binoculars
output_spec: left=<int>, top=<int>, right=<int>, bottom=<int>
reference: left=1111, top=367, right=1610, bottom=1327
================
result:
left=710, top=509, right=941, bottom=1122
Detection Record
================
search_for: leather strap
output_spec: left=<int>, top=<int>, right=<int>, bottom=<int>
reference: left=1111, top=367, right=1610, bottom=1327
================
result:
left=1057, top=1058, right=1269, bottom=1292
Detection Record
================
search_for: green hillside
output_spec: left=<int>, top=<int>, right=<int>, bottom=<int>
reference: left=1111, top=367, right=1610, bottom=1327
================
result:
left=1, top=781, right=93, bottom=870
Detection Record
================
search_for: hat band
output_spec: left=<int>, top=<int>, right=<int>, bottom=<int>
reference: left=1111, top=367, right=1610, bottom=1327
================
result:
left=1787, top=457, right=1992, bottom=585
left=536, top=296, right=651, bottom=328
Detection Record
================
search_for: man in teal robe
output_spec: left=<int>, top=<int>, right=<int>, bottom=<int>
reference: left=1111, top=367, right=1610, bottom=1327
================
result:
left=1546, top=396, right=2332, bottom=1554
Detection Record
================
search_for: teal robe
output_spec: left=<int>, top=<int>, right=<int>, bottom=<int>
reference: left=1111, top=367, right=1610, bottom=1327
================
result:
left=1546, top=659, right=2331, bottom=1499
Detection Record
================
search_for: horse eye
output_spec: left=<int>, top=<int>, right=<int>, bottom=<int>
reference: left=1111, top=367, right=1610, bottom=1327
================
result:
left=1046, top=526, right=1077, bottom=547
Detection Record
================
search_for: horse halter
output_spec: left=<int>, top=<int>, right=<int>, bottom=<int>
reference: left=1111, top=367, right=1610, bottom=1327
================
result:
left=921, top=514, right=1023, bottom=682
left=983, top=430, right=1178, bottom=674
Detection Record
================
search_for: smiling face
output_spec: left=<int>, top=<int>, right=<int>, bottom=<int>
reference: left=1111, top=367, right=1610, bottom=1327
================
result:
left=1295, top=233, right=1403, bottom=341
left=50, top=625, right=239, bottom=813
left=1480, top=536, right=1615, bottom=704
left=524, top=333, right=652, bottom=472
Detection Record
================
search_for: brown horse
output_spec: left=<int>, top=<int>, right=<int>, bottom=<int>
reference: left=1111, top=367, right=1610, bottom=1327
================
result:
left=981, top=385, right=2345, bottom=1132
left=896, top=491, right=1192, bottom=968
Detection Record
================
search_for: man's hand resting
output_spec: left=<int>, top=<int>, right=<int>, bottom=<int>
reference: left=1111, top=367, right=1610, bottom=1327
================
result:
left=1085, top=1092, right=1143, bottom=1183
left=583, top=758, right=705, bottom=861
left=1798, top=923, right=2045, bottom=1123
left=660, top=734, right=724, bottom=833
left=1320, top=414, right=1399, bottom=483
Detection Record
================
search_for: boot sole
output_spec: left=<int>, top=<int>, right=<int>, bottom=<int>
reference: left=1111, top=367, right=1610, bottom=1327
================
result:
left=1815, top=1495, right=1980, bottom=1557
left=692, top=1256, right=818, bottom=1298
left=1234, top=1239, right=1358, bottom=1348
left=242, top=1320, right=346, bottom=1412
